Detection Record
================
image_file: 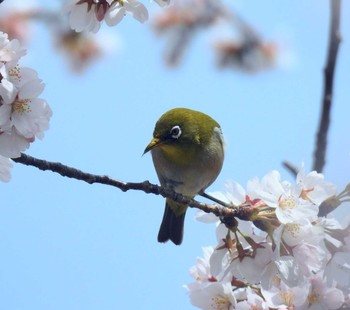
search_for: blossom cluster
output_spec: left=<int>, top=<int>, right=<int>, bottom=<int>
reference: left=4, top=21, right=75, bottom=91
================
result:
left=65, top=0, right=169, bottom=33
left=0, top=31, right=52, bottom=181
left=186, top=168, right=350, bottom=309
left=152, top=0, right=276, bottom=71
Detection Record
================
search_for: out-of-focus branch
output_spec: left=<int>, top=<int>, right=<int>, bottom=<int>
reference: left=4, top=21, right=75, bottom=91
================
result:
left=152, top=0, right=275, bottom=71
left=0, top=8, right=104, bottom=72
left=284, top=0, right=341, bottom=176
left=12, top=153, right=254, bottom=220
left=312, top=0, right=341, bottom=172
left=282, top=161, right=299, bottom=177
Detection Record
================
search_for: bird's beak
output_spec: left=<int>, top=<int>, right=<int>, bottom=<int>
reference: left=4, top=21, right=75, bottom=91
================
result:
left=143, top=137, right=161, bottom=155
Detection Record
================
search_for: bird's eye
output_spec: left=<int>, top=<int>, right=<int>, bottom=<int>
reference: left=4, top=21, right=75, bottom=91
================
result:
left=170, top=125, right=182, bottom=139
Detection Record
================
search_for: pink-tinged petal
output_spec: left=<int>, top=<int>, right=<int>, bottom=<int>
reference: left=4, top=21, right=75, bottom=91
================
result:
left=0, top=155, right=12, bottom=182
left=153, top=0, right=170, bottom=7
left=16, top=67, right=39, bottom=84
left=69, top=3, right=100, bottom=32
left=0, top=103, right=12, bottom=128
left=122, top=0, right=148, bottom=23
left=31, top=98, right=53, bottom=138
left=86, top=14, right=101, bottom=33
left=12, top=98, right=52, bottom=139
left=95, top=2, right=109, bottom=21
left=11, top=109, right=34, bottom=139
left=0, top=36, right=25, bottom=63
left=0, top=78, right=17, bottom=104
left=0, top=129, right=30, bottom=158
left=18, top=78, right=44, bottom=99
left=325, top=287, right=345, bottom=309
left=105, top=5, right=126, bottom=26
left=126, top=2, right=148, bottom=23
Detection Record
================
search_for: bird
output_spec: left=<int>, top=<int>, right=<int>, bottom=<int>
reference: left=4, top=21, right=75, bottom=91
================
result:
left=144, top=108, right=224, bottom=245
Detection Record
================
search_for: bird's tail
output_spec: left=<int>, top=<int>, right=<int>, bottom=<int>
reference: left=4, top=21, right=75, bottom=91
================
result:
left=157, top=199, right=187, bottom=245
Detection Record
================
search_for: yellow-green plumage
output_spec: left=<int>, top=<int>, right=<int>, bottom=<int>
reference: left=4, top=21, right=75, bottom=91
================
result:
left=144, top=108, right=224, bottom=245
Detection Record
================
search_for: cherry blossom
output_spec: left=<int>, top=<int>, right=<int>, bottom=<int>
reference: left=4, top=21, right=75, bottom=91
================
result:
left=0, top=31, right=51, bottom=179
left=186, top=168, right=349, bottom=309
left=0, top=155, right=13, bottom=182
left=0, top=31, right=25, bottom=65
left=251, top=170, right=319, bottom=224
left=261, top=280, right=310, bottom=309
left=105, top=0, right=148, bottom=26
left=189, top=246, right=216, bottom=283
left=65, top=0, right=149, bottom=33
left=0, top=66, right=52, bottom=151
left=304, top=275, right=345, bottom=310
left=235, top=287, right=268, bottom=310
left=186, top=281, right=237, bottom=310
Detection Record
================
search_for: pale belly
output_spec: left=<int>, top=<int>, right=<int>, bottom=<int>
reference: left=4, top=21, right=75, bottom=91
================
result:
left=151, top=142, right=224, bottom=197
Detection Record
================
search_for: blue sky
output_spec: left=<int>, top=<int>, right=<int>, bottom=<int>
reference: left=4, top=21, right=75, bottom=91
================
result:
left=1, top=0, right=350, bottom=309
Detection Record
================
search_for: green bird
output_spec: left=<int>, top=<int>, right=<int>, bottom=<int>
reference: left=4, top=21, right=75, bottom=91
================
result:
left=144, top=108, right=225, bottom=245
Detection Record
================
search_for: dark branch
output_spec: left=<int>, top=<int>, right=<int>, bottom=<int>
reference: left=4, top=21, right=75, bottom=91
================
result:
left=12, top=153, right=254, bottom=221
left=282, top=161, right=299, bottom=177
left=312, top=0, right=341, bottom=172
left=283, top=1, right=341, bottom=176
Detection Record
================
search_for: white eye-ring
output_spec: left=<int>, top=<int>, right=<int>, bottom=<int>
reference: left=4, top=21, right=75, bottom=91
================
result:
left=170, top=125, right=182, bottom=139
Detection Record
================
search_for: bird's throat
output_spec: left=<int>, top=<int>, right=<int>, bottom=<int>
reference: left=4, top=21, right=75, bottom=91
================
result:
left=158, top=143, right=198, bottom=166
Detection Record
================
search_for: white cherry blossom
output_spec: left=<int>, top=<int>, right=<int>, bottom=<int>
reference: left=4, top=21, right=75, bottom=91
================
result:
left=261, top=280, right=310, bottom=309
left=303, top=275, right=345, bottom=310
left=187, top=281, right=237, bottom=310
left=0, top=66, right=52, bottom=142
left=0, top=127, right=31, bottom=157
left=106, top=0, right=148, bottom=25
left=0, top=155, right=12, bottom=182
left=187, top=170, right=349, bottom=309
left=0, top=31, right=51, bottom=179
left=296, top=164, right=337, bottom=205
left=252, top=170, right=319, bottom=224
left=0, top=31, right=25, bottom=65
left=65, top=0, right=149, bottom=33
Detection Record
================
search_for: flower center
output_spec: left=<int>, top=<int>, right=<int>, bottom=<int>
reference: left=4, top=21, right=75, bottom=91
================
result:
left=285, top=223, right=301, bottom=238
left=300, top=188, right=314, bottom=203
left=279, top=195, right=297, bottom=210
left=211, top=295, right=232, bottom=309
left=14, top=98, right=31, bottom=114
left=9, top=65, right=21, bottom=82
left=307, top=288, right=321, bottom=305
left=280, top=291, right=294, bottom=306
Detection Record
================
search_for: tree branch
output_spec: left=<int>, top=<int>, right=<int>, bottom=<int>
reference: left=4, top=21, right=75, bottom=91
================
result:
left=282, top=161, right=299, bottom=177
left=312, top=0, right=341, bottom=172
left=12, top=153, right=254, bottom=221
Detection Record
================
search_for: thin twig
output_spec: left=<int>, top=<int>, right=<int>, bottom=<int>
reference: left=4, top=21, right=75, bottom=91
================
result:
left=284, top=0, right=342, bottom=176
left=312, top=0, right=341, bottom=172
left=282, top=161, right=299, bottom=177
left=12, top=153, right=255, bottom=221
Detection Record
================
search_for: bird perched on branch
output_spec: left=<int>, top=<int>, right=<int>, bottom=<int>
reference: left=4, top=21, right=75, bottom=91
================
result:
left=144, top=108, right=224, bottom=245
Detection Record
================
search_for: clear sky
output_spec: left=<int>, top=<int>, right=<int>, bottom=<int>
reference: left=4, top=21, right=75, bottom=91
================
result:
left=1, top=0, right=350, bottom=309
